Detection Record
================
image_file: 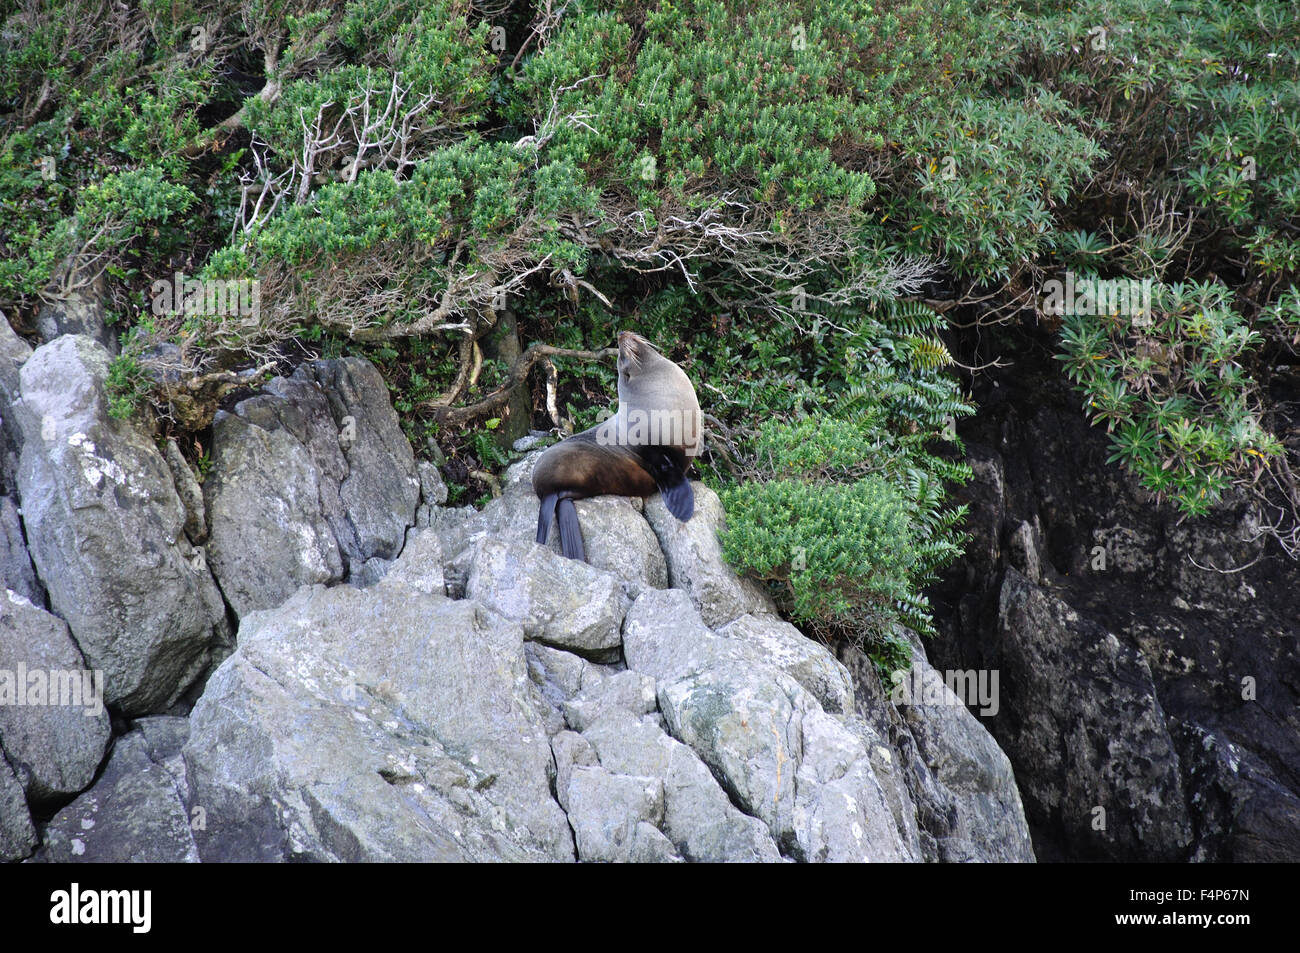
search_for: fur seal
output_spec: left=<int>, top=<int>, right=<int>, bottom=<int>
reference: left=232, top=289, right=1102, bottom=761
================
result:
left=534, top=331, right=702, bottom=561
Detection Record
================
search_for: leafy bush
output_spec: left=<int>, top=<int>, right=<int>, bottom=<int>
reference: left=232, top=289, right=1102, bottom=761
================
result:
left=711, top=299, right=972, bottom=663
left=1058, top=280, right=1289, bottom=513
left=720, top=473, right=917, bottom=627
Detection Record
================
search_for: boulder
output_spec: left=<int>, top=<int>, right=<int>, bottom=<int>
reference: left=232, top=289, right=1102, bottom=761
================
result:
left=0, top=589, right=111, bottom=802
left=644, top=484, right=774, bottom=627
left=0, top=752, right=36, bottom=861
left=465, top=538, right=629, bottom=661
left=34, top=717, right=198, bottom=863
left=203, top=357, right=420, bottom=616
left=296, top=359, right=420, bottom=564
left=204, top=408, right=344, bottom=615
left=184, top=578, right=573, bottom=862
left=15, top=335, right=227, bottom=714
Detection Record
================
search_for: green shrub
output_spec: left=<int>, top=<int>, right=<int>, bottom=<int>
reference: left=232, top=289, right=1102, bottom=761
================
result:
left=1057, top=279, right=1287, bottom=514
left=720, top=473, right=916, bottom=627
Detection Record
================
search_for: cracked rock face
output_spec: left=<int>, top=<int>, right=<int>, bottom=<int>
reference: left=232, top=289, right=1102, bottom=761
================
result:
left=929, top=344, right=1300, bottom=861
left=184, top=575, right=573, bottom=862
left=175, top=450, right=1034, bottom=862
left=203, top=357, right=419, bottom=617
left=6, top=347, right=1036, bottom=864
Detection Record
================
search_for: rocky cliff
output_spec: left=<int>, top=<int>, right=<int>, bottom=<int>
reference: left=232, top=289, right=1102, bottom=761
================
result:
left=931, top=330, right=1300, bottom=862
left=0, top=323, right=1034, bottom=863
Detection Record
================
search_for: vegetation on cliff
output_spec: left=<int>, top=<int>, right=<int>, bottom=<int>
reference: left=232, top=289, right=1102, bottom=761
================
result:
left=2, top=0, right=1297, bottom=662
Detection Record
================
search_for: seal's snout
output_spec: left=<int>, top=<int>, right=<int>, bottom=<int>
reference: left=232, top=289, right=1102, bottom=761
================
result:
left=618, top=330, right=644, bottom=371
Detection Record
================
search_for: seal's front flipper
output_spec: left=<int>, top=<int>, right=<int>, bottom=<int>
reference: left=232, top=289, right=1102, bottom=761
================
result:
left=659, top=477, right=694, bottom=522
left=556, top=497, right=587, bottom=561
left=637, top=446, right=694, bottom=522
left=536, top=492, right=558, bottom=545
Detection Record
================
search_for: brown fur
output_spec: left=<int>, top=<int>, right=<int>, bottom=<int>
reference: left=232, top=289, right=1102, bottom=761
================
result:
left=532, top=432, right=657, bottom=501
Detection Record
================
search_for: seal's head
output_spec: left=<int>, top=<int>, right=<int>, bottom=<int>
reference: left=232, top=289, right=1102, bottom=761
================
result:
left=614, top=330, right=702, bottom=457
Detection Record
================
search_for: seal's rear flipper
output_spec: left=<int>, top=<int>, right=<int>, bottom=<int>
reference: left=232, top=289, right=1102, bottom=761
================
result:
left=637, top=446, right=694, bottom=522
left=536, top=492, right=558, bottom=545
left=556, top=497, right=587, bottom=561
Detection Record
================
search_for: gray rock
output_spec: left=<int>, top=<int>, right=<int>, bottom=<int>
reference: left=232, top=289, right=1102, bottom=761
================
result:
left=623, top=589, right=848, bottom=713
left=889, top=646, right=1035, bottom=862
left=465, top=538, right=629, bottom=661
left=622, top=587, right=748, bottom=682
left=562, top=670, right=657, bottom=732
left=418, top=460, right=448, bottom=506
left=717, top=613, right=855, bottom=714
left=34, top=725, right=198, bottom=863
left=793, top=705, right=911, bottom=862
left=163, top=439, right=206, bottom=542
left=414, top=461, right=451, bottom=529
left=15, top=335, right=227, bottom=713
left=35, top=281, right=116, bottom=352
left=551, top=730, right=598, bottom=812
left=203, top=357, right=419, bottom=616
left=0, top=752, right=36, bottom=861
left=351, top=556, right=391, bottom=588
left=133, top=715, right=191, bottom=774
left=840, top=644, right=1033, bottom=863
left=512, top=433, right=548, bottom=452
left=564, top=765, right=678, bottom=862
left=0, top=496, right=42, bottom=604
left=0, top=589, right=111, bottom=801
left=625, top=589, right=911, bottom=861
left=657, top=663, right=804, bottom=850
left=843, top=710, right=924, bottom=861
left=526, top=643, right=615, bottom=734
left=527, top=643, right=605, bottom=702
left=1007, top=519, right=1046, bottom=584
left=184, top=580, right=573, bottom=862
left=297, top=359, right=420, bottom=564
left=657, top=665, right=911, bottom=863
left=582, top=710, right=780, bottom=862
left=0, top=314, right=32, bottom=484
left=204, top=409, right=345, bottom=615
left=1174, top=721, right=1300, bottom=863
left=644, top=483, right=774, bottom=626
left=383, top=529, right=444, bottom=595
